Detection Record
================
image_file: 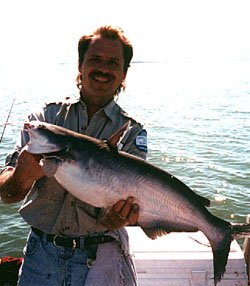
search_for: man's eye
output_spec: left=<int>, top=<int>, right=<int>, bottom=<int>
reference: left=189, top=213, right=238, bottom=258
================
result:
left=90, top=58, right=101, bottom=64
left=109, top=60, right=119, bottom=67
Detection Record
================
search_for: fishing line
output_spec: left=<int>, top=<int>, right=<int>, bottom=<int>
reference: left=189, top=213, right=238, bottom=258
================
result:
left=0, top=98, right=16, bottom=144
left=188, top=235, right=211, bottom=247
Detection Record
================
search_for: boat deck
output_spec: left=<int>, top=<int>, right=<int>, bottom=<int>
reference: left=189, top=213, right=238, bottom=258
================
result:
left=127, top=227, right=248, bottom=286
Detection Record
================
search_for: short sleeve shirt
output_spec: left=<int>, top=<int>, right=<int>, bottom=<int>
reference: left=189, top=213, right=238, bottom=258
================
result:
left=4, top=97, right=147, bottom=236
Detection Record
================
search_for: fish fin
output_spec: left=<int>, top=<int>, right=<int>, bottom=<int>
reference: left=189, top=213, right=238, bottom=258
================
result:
left=107, top=120, right=131, bottom=148
left=210, top=233, right=231, bottom=285
left=211, top=223, right=250, bottom=284
left=207, top=221, right=250, bottom=285
left=40, top=159, right=60, bottom=177
left=194, top=192, right=210, bottom=207
left=141, top=227, right=171, bottom=240
left=141, top=223, right=199, bottom=240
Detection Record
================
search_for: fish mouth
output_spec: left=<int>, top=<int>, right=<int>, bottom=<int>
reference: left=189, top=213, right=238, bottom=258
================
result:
left=24, top=121, right=46, bottom=131
left=90, top=71, right=114, bottom=83
left=42, top=146, right=70, bottom=160
left=26, top=140, right=62, bottom=154
left=24, top=122, right=41, bottom=141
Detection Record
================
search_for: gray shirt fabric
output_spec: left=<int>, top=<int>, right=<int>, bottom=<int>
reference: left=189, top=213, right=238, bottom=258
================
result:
left=3, top=96, right=148, bottom=285
left=4, top=96, right=147, bottom=236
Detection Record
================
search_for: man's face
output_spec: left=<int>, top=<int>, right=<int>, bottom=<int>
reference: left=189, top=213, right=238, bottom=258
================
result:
left=79, top=36, right=126, bottom=107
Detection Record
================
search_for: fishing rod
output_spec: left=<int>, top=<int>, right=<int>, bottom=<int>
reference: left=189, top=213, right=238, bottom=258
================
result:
left=0, top=98, right=16, bottom=144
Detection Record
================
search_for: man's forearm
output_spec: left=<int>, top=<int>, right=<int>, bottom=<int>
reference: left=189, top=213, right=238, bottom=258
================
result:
left=0, top=167, right=32, bottom=204
left=0, top=150, right=45, bottom=204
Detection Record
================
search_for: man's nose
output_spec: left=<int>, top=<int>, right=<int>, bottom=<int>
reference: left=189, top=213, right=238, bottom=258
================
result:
left=95, top=60, right=117, bottom=72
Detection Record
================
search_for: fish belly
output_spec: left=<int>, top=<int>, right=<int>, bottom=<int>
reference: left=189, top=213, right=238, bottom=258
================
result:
left=53, top=160, right=208, bottom=233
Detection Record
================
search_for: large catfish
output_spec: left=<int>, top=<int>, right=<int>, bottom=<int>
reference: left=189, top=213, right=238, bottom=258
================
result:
left=24, top=121, right=250, bottom=285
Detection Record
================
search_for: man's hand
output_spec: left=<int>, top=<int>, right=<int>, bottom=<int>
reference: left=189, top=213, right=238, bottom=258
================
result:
left=15, top=150, right=44, bottom=183
left=99, top=197, right=139, bottom=230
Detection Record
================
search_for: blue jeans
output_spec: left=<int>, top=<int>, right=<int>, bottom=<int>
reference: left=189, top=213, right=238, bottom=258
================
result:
left=18, top=230, right=90, bottom=286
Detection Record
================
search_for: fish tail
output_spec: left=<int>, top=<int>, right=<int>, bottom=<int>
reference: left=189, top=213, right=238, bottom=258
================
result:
left=210, top=233, right=231, bottom=285
left=210, top=222, right=250, bottom=285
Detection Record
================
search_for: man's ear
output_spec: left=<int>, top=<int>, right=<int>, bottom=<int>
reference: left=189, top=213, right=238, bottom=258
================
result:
left=123, top=70, right=127, bottom=80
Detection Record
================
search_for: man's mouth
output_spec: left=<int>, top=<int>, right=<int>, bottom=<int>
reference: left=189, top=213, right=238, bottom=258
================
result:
left=90, top=71, right=114, bottom=83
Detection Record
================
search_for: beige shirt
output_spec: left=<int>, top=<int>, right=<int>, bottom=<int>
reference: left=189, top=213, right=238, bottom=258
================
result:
left=5, top=96, right=147, bottom=236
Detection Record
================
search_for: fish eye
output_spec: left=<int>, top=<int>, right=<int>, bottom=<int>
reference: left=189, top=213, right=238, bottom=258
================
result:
left=38, top=124, right=46, bottom=129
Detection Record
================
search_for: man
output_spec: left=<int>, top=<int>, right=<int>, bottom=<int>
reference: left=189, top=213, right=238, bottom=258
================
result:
left=0, top=26, right=147, bottom=285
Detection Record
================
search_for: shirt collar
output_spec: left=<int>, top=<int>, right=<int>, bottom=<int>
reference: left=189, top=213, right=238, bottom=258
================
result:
left=77, top=94, right=118, bottom=122
left=103, top=100, right=117, bottom=121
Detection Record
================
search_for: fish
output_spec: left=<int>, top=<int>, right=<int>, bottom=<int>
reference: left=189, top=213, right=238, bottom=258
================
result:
left=24, top=120, right=250, bottom=285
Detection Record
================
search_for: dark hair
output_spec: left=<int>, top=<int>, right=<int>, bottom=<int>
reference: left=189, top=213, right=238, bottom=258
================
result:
left=76, top=26, right=133, bottom=93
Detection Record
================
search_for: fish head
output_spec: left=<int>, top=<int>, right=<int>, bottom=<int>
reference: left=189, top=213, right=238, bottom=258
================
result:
left=24, top=121, right=68, bottom=154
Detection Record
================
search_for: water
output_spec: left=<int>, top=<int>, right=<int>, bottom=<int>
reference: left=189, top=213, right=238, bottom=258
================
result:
left=0, top=60, right=249, bottom=256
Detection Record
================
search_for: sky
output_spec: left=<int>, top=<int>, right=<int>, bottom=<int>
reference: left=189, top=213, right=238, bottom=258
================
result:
left=1, top=0, right=250, bottom=67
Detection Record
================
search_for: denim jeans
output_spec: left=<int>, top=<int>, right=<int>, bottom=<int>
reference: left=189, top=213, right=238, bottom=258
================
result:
left=18, top=230, right=90, bottom=286
left=18, top=229, right=138, bottom=286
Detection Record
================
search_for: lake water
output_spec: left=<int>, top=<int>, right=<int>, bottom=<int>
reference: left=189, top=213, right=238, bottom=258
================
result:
left=0, top=60, right=249, bottom=256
